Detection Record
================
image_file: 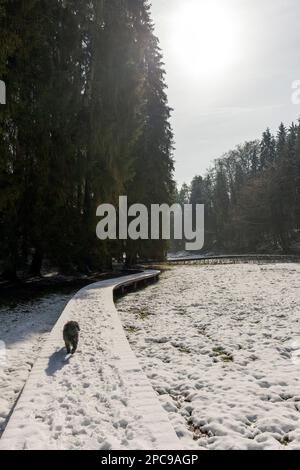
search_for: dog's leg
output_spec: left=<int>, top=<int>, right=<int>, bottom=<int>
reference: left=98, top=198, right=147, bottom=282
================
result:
left=65, top=340, right=71, bottom=354
left=71, top=338, right=78, bottom=354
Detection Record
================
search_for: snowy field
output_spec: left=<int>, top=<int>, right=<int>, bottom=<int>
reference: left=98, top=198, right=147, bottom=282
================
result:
left=0, top=293, right=73, bottom=436
left=117, top=264, right=300, bottom=450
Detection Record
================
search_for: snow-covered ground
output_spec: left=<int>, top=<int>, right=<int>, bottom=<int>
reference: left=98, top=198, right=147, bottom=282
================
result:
left=0, top=273, right=180, bottom=450
left=0, top=293, right=73, bottom=436
left=117, top=264, right=300, bottom=450
left=1, top=264, right=300, bottom=450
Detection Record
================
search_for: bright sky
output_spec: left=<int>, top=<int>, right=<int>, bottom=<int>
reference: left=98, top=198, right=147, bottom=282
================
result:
left=150, top=0, right=300, bottom=184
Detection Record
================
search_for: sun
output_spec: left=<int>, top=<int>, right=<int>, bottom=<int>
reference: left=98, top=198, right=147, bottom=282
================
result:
left=168, top=1, right=240, bottom=79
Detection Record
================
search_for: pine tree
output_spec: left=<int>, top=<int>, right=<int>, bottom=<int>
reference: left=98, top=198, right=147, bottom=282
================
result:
left=126, top=0, right=175, bottom=262
left=260, top=128, right=276, bottom=169
left=213, top=163, right=230, bottom=248
left=276, top=123, right=287, bottom=159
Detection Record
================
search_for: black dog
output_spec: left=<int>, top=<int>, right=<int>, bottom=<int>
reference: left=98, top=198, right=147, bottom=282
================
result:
left=63, top=321, right=80, bottom=354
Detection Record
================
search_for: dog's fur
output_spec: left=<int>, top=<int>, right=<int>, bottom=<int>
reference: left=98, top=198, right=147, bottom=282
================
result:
left=63, top=321, right=80, bottom=354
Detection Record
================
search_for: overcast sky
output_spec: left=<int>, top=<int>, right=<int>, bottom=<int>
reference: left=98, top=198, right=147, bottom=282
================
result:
left=150, top=0, right=300, bottom=185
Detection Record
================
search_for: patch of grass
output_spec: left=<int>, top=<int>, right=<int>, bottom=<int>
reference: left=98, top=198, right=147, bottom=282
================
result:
left=187, top=420, right=213, bottom=441
left=222, top=355, right=234, bottom=363
left=277, top=435, right=292, bottom=446
left=178, top=346, right=191, bottom=354
left=138, top=308, right=151, bottom=320
left=172, top=342, right=191, bottom=354
left=212, top=346, right=234, bottom=362
left=124, top=325, right=139, bottom=334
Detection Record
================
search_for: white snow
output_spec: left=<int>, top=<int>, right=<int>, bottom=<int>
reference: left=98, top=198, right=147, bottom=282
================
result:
left=117, top=263, right=300, bottom=450
left=0, top=293, right=72, bottom=435
left=2, top=264, right=300, bottom=450
left=0, top=272, right=181, bottom=450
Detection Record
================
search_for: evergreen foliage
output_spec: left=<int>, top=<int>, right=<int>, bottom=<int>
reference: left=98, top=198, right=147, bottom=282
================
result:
left=0, top=0, right=175, bottom=277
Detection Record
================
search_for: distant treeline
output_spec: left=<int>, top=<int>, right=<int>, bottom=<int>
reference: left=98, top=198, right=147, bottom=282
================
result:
left=174, top=122, right=300, bottom=254
left=0, top=1, right=174, bottom=279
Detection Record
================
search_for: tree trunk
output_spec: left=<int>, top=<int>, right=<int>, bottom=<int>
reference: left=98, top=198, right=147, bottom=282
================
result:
left=30, top=249, right=43, bottom=277
left=2, top=254, right=18, bottom=281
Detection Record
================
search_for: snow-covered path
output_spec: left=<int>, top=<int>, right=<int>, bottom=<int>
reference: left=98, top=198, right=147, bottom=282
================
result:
left=0, top=272, right=181, bottom=450
left=117, top=264, right=300, bottom=450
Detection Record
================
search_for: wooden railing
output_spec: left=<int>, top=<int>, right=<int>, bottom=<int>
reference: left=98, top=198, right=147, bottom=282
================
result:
left=167, top=254, right=300, bottom=265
